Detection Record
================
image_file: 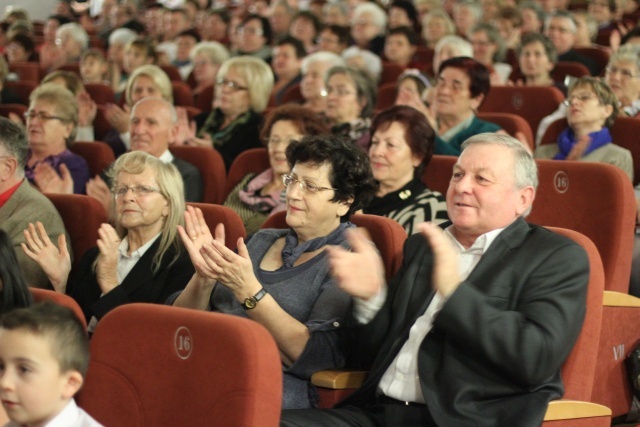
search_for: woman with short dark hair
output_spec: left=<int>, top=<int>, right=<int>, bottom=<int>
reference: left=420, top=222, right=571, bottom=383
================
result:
left=364, top=105, right=448, bottom=234
left=432, top=56, right=501, bottom=155
left=174, top=135, right=377, bottom=409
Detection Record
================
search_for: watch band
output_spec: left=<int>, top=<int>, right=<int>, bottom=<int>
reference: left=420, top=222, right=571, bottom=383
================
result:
left=242, top=288, right=267, bottom=310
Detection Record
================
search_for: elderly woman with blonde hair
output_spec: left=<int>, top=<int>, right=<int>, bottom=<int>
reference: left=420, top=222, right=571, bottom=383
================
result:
left=22, top=151, right=194, bottom=328
left=184, top=56, right=274, bottom=169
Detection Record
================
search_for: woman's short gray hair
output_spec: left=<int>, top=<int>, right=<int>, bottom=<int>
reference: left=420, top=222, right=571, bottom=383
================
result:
left=56, top=23, right=89, bottom=49
left=301, top=51, right=345, bottom=75
left=217, top=56, right=274, bottom=113
left=326, top=66, right=377, bottom=118
left=435, top=35, right=473, bottom=58
left=422, top=9, right=456, bottom=39
left=609, top=44, right=640, bottom=71
left=190, top=41, right=230, bottom=64
left=471, top=23, right=506, bottom=62
left=342, top=46, right=382, bottom=84
left=109, top=28, right=138, bottom=47
left=29, top=83, right=78, bottom=147
left=353, top=3, right=387, bottom=32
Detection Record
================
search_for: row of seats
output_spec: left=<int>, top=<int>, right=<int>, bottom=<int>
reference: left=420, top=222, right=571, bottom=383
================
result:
left=44, top=152, right=640, bottom=422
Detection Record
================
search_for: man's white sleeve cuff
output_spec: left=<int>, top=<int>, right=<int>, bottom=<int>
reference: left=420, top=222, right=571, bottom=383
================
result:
left=353, top=285, right=387, bottom=324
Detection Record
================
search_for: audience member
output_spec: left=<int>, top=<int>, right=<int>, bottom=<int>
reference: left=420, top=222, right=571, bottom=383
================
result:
left=24, top=151, right=195, bottom=329
left=388, top=0, right=419, bottom=31
left=290, top=11, right=321, bottom=53
left=190, top=41, right=230, bottom=97
left=317, top=25, right=350, bottom=55
left=280, top=133, right=589, bottom=427
left=470, top=23, right=512, bottom=85
left=453, top=0, right=482, bottom=39
left=325, top=66, right=376, bottom=150
left=384, top=26, right=418, bottom=68
left=535, top=76, right=633, bottom=180
left=544, top=11, right=599, bottom=75
left=5, top=33, right=35, bottom=63
left=39, top=14, right=71, bottom=71
left=107, top=28, right=138, bottom=94
left=514, top=32, right=566, bottom=94
left=271, top=36, right=305, bottom=106
left=54, top=23, right=89, bottom=68
left=87, top=97, right=203, bottom=209
left=0, top=303, right=103, bottom=426
left=80, top=49, right=109, bottom=85
left=300, top=51, right=346, bottom=115
left=432, top=57, right=500, bottom=155
left=24, top=83, right=90, bottom=194
left=174, top=28, right=201, bottom=80
left=189, top=56, right=274, bottom=169
left=224, top=105, right=330, bottom=234
left=432, top=35, right=473, bottom=77
left=269, top=1, right=295, bottom=40
left=572, top=10, right=598, bottom=48
left=364, top=106, right=448, bottom=234
left=206, top=8, right=231, bottom=45
left=323, top=1, right=349, bottom=26
left=0, top=57, right=21, bottom=105
left=173, top=135, right=377, bottom=409
left=342, top=46, right=383, bottom=85
left=496, top=6, right=523, bottom=50
left=0, top=117, right=70, bottom=289
left=351, top=3, right=387, bottom=56
left=421, top=9, right=455, bottom=50
left=519, top=1, right=546, bottom=34
left=234, top=15, right=273, bottom=62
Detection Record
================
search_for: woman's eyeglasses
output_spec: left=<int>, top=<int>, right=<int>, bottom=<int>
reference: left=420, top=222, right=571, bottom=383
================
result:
left=113, top=185, right=162, bottom=199
left=24, top=111, right=67, bottom=122
left=216, top=78, right=248, bottom=91
left=282, top=174, right=337, bottom=194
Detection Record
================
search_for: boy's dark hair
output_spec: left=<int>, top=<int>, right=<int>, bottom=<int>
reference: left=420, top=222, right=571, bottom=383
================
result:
left=387, top=26, right=419, bottom=46
left=81, top=48, right=107, bottom=63
left=0, top=302, right=89, bottom=376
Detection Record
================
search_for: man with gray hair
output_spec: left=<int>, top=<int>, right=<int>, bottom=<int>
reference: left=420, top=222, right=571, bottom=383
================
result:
left=544, top=11, right=599, bottom=75
left=87, top=98, right=203, bottom=211
left=281, top=133, right=588, bottom=426
left=0, top=117, right=70, bottom=288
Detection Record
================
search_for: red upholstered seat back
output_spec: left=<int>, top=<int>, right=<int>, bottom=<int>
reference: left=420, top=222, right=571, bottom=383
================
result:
left=77, top=304, right=282, bottom=427
left=30, top=288, right=87, bottom=330
left=169, top=145, right=227, bottom=204
left=45, top=194, right=107, bottom=268
left=186, top=202, right=246, bottom=251
left=225, top=148, right=270, bottom=198
left=529, top=160, right=636, bottom=293
left=545, top=227, right=604, bottom=401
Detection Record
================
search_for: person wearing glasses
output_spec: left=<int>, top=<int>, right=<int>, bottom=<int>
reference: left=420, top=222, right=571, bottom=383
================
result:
left=234, top=14, right=272, bottom=61
left=172, top=135, right=377, bottom=409
left=223, top=105, right=329, bottom=234
left=23, top=83, right=90, bottom=195
left=22, top=151, right=194, bottom=329
left=430, top=57, right=501, bottom=156
left=536, top=46, right=640, bottom=143
left=325, top=66, right=377, bottom=151
left=186, top=56, right=274, bottom=170
left=534, top=76, right=633, bottom=180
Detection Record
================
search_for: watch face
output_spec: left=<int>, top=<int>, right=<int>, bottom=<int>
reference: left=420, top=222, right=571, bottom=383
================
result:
left=244, top=297, right=257, bottom=309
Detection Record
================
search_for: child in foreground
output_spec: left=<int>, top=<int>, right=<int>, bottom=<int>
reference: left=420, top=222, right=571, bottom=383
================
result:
left=0, top=302, right=103, bottom=427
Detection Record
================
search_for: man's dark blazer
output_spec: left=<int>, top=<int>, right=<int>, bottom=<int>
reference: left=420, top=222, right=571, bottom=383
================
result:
left=68, top=238, right=194, bottom=322
left=339, top=218, right=589, bottom=427
left=558, top=49, right=600, bottom=76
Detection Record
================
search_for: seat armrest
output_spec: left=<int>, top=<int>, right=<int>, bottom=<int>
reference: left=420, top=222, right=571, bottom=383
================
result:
left=311, top=370, right=367, bottom=389
left=603, top=291, right=640, bottom=307
left=543, top=400, right=611, bottom=421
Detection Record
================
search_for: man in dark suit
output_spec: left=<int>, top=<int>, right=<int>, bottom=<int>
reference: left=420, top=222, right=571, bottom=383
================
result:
left=281, top=133, right=589, bottom=426
left=87, top=97, right=204, bottom=210
left=545, top=11, right=599, bottom=76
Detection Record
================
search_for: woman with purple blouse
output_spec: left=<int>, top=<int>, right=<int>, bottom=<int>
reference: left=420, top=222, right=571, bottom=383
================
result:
left=24, top=83, right=90, bottom=194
